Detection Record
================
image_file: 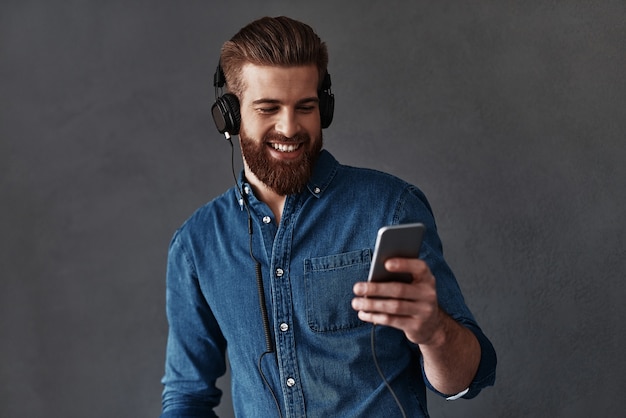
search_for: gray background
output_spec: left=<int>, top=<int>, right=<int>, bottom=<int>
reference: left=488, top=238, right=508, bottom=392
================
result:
left=1, top=1, right=624, bottom=417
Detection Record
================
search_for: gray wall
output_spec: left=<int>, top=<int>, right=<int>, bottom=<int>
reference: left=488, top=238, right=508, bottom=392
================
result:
left=1, top=1, right=624, bottom=417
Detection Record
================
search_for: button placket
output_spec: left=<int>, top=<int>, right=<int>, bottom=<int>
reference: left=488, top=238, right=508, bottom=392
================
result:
left=267, top=193, right=306, bottom=416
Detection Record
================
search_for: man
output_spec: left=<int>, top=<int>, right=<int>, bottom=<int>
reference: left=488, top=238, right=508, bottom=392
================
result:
left=161, top=16, right=496, bottom=417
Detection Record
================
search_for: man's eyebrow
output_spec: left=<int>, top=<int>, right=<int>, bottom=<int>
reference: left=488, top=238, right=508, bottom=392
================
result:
left=252, top=98, right=280, bottom=105
left=298, top=96, right=320, bottom=104
left=251, top=97, right=319, bottom=105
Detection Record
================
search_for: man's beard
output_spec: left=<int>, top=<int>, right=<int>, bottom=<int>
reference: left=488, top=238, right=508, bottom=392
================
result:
left=240, top=128, right=323, bottom=196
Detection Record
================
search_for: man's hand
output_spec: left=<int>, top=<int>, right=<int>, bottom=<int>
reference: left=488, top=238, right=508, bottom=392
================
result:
left=351, top=257, right=481, bottom=395
left=351, top=258, right=443, bottom=345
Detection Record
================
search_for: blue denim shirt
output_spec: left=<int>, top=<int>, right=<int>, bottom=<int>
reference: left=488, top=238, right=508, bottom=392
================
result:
left=161, top=150, right=496, bottom=417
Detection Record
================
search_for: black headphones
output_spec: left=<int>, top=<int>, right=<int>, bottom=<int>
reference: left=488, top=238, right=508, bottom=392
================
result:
left=211, top=63, right=335, bottom=136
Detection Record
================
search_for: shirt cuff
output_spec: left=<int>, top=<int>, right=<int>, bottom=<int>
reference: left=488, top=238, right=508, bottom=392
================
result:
left=445, top=387, right=470, bottom=401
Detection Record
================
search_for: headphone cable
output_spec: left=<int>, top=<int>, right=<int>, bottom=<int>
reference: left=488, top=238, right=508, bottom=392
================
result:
left=227, top=136, right=283, bottom=418
left=371, top=324, right=407, bottom=418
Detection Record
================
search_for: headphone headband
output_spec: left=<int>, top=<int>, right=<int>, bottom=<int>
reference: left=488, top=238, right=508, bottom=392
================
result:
left=213, top=64, right=226, bottom=89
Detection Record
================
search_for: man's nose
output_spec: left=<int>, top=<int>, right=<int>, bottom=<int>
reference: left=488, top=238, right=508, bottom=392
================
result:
left=274, top=109, right=301, bottom=138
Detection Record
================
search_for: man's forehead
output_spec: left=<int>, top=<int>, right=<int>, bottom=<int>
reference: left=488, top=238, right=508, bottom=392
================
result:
left=240, top=63, right=319, bottom=98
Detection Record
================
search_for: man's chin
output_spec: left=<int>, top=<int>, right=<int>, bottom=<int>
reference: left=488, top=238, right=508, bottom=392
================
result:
left=240, top=130, right=323, bottom=195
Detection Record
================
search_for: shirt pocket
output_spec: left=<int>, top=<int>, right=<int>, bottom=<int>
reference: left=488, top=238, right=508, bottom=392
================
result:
left=304, top=249, right=371, bottom=332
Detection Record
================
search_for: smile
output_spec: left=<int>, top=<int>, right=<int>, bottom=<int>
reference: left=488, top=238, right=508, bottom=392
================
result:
left=269, top=142, right=302, bottom=153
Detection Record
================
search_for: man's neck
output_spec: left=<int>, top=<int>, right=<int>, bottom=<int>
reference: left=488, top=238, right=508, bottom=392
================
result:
left=244, top=168, right=286, bottom=225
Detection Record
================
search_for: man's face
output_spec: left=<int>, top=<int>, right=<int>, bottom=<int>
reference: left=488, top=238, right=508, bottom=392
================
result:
left=238, top=63, right=323, bottom=196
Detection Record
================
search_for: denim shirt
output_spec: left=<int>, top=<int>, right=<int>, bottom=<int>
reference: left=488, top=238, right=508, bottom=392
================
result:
left=161, top=150, right=496, bottom=417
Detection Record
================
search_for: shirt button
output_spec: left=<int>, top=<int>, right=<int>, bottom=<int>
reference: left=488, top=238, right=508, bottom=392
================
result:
left=280, top=323, right=289, bottom=332
left=276, top=268, right=284, bottom=277
left=244, top=186, right=250, bottom=195
left=313, top=186, right=321, bottom=194
left=262, top=216, right=271, bottom=224
left=286, top=377, right=296, bottom=387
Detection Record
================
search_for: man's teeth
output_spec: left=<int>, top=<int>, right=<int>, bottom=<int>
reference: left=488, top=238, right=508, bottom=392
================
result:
left=271, top=143, right=300, bottom=152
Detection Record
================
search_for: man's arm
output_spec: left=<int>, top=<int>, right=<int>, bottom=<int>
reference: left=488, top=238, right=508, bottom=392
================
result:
left=416, top=308, right=481, bottom=395
left=161, top=232, right=227, bottom=416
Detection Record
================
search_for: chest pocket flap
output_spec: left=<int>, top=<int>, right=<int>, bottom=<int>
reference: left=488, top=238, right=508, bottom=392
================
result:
left=304, top=249, right=371, bottom=332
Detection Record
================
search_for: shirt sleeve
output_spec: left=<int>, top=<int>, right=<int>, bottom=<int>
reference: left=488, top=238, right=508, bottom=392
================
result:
left=160, top=230, right=227, bottom=417
left=401, top=185, right=497, bottom=399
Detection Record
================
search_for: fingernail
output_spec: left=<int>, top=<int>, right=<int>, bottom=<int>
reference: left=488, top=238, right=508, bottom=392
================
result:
left=385, top=259, right=398, bottom=270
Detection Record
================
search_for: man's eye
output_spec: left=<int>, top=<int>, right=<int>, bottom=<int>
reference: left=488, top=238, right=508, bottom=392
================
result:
left=298, top=106, right=315, bottom=112
left=258, top=107, right=278, bottom=113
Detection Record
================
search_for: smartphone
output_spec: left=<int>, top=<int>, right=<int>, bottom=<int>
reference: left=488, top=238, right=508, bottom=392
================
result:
left=367, top=223, right=425, bottom=283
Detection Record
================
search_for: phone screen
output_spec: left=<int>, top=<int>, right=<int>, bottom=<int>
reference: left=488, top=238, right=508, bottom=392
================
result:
left=367, top=223, right=425, bottom=283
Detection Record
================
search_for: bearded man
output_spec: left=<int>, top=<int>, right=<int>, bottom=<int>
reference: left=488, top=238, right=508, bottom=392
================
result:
left=160, top=16, right=496, bottom=418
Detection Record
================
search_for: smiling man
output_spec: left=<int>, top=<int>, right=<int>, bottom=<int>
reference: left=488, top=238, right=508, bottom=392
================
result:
left=160, top=16, right=496, bottom=418
left=238, top=64, right=323, bottom=221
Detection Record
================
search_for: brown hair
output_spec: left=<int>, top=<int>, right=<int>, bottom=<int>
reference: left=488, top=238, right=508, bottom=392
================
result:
left=220, top=16, right=329, bottom=98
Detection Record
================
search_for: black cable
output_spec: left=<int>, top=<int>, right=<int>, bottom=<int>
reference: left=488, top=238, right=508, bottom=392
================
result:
left=258, top=351, right=283, bottom=418
left=228, top=136, right=283, bottom=418
left=371, top=324, right=407, bottom=418
left=227, top=136, right=274, bottom=352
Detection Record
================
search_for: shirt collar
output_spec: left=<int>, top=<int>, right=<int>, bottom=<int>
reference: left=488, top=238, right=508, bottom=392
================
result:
left=306, top=149, right=338, bottom=199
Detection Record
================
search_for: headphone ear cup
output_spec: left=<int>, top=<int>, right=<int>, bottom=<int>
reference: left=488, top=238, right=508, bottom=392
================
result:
left=211, top=93, right=241, bottom=135
left=319, top=90, right=335, bottom=129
